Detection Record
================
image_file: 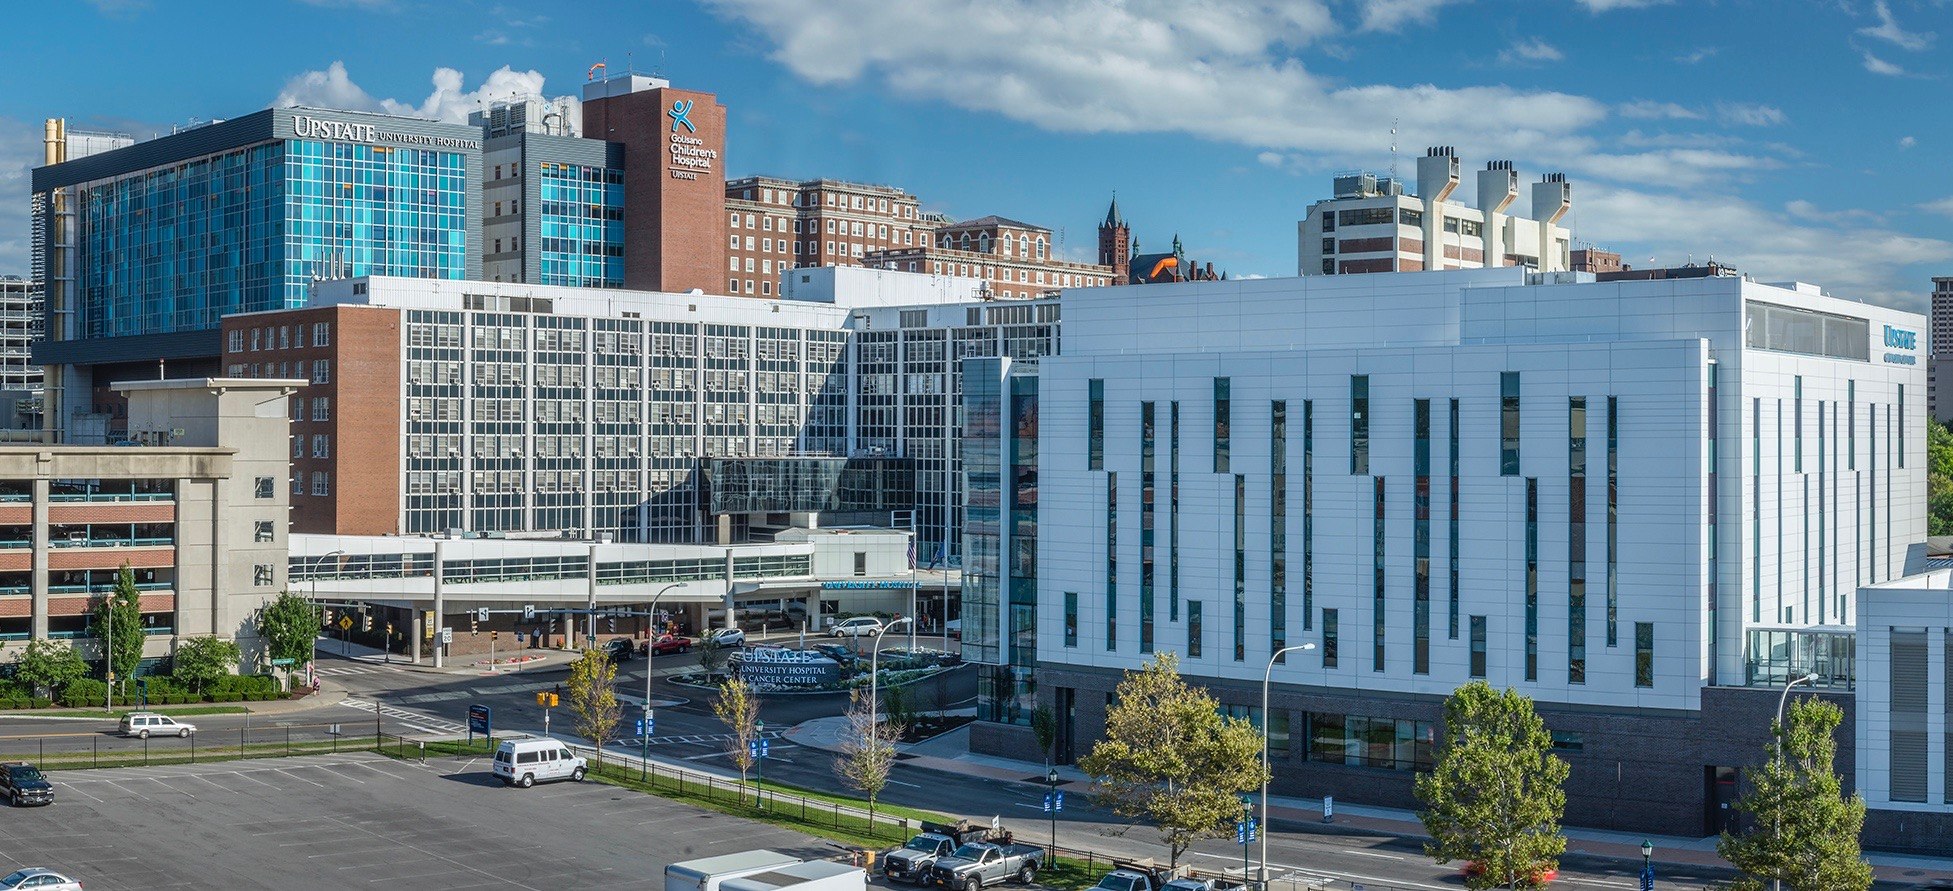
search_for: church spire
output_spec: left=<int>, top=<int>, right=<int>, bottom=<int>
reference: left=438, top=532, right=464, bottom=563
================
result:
left=1101, top=192, right=1125, bottom=230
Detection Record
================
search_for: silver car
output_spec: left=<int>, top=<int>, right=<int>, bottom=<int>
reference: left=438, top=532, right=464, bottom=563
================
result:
left=0, top=868, right=83, bottom=890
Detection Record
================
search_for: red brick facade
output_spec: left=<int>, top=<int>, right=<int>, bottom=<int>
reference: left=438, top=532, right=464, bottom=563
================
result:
left=585, top=86, right=729, bottom=295
left=723, top=177, right=933, bottom=298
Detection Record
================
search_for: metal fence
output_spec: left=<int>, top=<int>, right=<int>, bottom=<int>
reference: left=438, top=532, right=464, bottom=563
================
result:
left=0, top=717, right=389, bottom=770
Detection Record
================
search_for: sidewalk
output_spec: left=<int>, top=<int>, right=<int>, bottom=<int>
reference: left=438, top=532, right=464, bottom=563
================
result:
left=785, top=717, right=1953, bottom=883
left=319, top=638, right=586, bottom=676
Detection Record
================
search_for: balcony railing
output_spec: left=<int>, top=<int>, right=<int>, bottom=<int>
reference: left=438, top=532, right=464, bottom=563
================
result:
left=47, top=582, right=172, bottom=594
left=1742, top=628, right=1856, bottom=690
left=48, top=537, right=173, bottom=549
left=47, top=493, right=174, bottom=503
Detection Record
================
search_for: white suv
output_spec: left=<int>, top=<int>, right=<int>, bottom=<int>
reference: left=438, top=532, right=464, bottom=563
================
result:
left=119, top=713, right=196, bottom=739
left=830, top=617, right=884, bottom=638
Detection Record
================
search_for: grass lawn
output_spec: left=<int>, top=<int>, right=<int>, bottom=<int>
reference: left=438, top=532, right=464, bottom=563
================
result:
left=0, top=704, right=253, bottom=718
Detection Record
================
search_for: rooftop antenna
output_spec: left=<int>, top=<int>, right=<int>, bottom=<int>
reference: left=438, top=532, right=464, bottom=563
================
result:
left=1389, top=117, right=1399, bottom=181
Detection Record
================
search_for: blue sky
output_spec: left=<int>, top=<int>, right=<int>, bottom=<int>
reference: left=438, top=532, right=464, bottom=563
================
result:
left=3, top=0, right=1949, bottom=310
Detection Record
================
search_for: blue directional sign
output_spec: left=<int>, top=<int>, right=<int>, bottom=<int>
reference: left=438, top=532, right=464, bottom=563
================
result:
left=1054, top=790, right=1064, bottom=812
left=1639, top=866, right=1653, bottom=891
left=1234, top=818, right=1258, bottom=845
left=467, top=704, right=492, bottom=741
left=748, top=739, right=770, bottom=759
left=1042, top=793, right=1053, bottom=813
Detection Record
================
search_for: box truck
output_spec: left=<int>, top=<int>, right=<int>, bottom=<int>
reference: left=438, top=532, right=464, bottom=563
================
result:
left=721, top=860, right=867, bottom=891
left=665, top=850, right=802, bottom=891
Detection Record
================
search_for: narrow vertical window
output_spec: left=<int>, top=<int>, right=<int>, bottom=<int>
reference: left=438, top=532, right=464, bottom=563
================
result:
left=1322, top=608, right=1338, bottom=669
left=1569, top=398, right=1586, bottom=685
left=1064, top=593, right=1078, bottom=647
left=1271, top=401, right=1287, bottom=660
left=1793, top=375, right=1803, bottom=472
left=1500, top=372, right=1521, bottom=475
left=1213, top=378, right=1230, bottom=473
left=1373, top=476, right=1386, bottom=672
left=1525, top=477, right=1539, bottom=682
left=1303, top=400, right=1314, bottom=631
left=1847, top=381, right=1855, bottom=470
left=1170, top=402, right=1180, bottom=620
left=1634, top=622, right=1654, bottom=688
left=1706, top=362, right=1719, bottom=683
left=1088, top=379, right=1104, bottom=471
left=1869, top=402, right=1876, bottom=584
left=1752, top=397, right=1762, bottom=625
left=1187, top=601, right=1202, bottom=658
left=1898, top=384, right=1906, bottom=468
left=1413, top=399, right=1431, bottom=675
left=1469, top=615, right=1487, bottom=678
left=1106, top=472, right=1117, bottom=651
left=1350, top=375, right=1370, bottom=475
left=1607, top=396, right=1619, bottom=647
left=1817, top=401, right=1826, bottom=623
left=1448, top=398, right=1461, bottom=640
left=1140, top=403, right=1156, bottom=654
left=1234, top=473, right=1247, bottom=662
left=1889, top=631, right=1928, bottom=802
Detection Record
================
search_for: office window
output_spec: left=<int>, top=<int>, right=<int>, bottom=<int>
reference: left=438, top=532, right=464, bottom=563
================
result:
left=1088, top=379, right=1104, bottom=470
left=1303, top=400, right=1314, bottom=631
left=1634, top=622, right=1654, bottom=688
left=1373, top=476, right=1386, bottom=672
left=254, top=477, right=274, bottom=499
left=1322, top=608, right=1338, bottom=669
left=853, top=552, right=867, bottom=576
left=1064, top=592, right=1078, bottom=647
left=1899, top=384, right=1906, bottom=468
left=1569, top=397, right=1587, bottom=684
left=313, top=322, right=331, bottom=346
left=1525, top=477, right=1539, bottom=682
left=1794, top=376, right=1803, bottom=472
left=1500, top=372, right=1521, bottom=475
left=1140, top=402, right=1156, bottom=654
left=1107, top=472, right=1118, bottom=651
left=311, top=472, right=330, bottom=496
left=1448, top=398, right=1460, bottom=639
left=226, top=330, right=242, bottom=353
left=1350, top=375, right=1369, bottom=475
left=1413, top=399, right=1430, bottom=675
left=254, top=520, right=275, bottom=543
left=312, top=397, right=331, bottom=421
left=1170, top=402, right=1180, bottom=621
left=312, top=434, right=330, bottom=458
left=1213, top=378, right=1231, bottom=473
left=1234, top=473, right=1246, bottom=662
left=1847, top=381, right=1856, bottom=470
left=1271, top=401, right=1287, bottom=659
left=1469, top=615, right=1487, bottom=678
left=254, top=564, right=275, bottom=587
left=1187, top=601, right=1202, bottom=658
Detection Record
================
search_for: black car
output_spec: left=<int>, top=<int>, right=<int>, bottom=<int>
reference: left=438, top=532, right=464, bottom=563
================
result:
left=0, top=762, right=53, bottom=806
left=603, top=637, right=636, bottom=663
left=812, top=643, right=859, bottom=666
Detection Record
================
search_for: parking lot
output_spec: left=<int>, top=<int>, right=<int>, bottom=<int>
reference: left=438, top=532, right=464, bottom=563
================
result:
left=0, top=752, right=839, bottom=889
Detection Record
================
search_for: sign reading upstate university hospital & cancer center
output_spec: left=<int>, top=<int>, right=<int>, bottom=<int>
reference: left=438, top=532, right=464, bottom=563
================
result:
left=289, top=114, right=480, bottom=150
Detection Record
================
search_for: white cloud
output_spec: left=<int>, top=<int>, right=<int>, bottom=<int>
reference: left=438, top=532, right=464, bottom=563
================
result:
left=1574, top=0, right=1670, bottom=11
left=703, top=0, right=1607, bottom=166
left=1862, top=51, right=1907, bottom=76
left=1715, top=102, right=1786, bottom=127
left=272, top=62, right=582, bottom=132
left=1586, top=184, right=1953, bottom=312
left=1256, top=151, right=1284, bottom=167
left=1618, top=100, right=1699, bottom=120
left=1921, top=196, right=1953, bottom=216
left=1674, top=46, right=1716, bottom=64
left=1357, top=0, right=1460, bottom=32
left=1858, top=0, right=1935, bottom=51
left=1900, top=135, right=1918, bottom=149
left=1497, top=37, right=1564, bottom=66
left=1572, top=148, right=1782, bottom=189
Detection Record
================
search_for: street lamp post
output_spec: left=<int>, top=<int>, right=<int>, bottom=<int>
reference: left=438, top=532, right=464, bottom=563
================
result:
left=1640, top=839, right=1654, bottom=891
left=1769, top=672, right=1818, bottom=891
left=869, top=617, right=915, bottom=746
left=1046, top=766, right=1060, bottom=865
left=311, top=550, right=345, bottom=654
left=755, top=718, right=766, bottom=808
left=1259, top=643, right=1316, bottom=891
left=642, top=582, right=687, bottom=782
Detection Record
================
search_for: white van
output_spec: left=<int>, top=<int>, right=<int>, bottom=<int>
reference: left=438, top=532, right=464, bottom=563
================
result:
left=491, top=738, right=587, bottom=788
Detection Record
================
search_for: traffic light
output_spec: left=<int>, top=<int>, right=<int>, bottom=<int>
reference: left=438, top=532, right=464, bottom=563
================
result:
left=386, top=622, right=394, bottom=639
left=536, top=690, right=559, bottom=708
left=470, top=614, right=479, bottom=636
left=362, top=613, right=373, bottom=633
left=323, top=608, right=334, bottom=626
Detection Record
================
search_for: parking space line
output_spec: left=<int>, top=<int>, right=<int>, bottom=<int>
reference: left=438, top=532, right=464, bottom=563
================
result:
left=316, top=765, right=368, bottom=784
left=271, top=767, right=327, bottom=788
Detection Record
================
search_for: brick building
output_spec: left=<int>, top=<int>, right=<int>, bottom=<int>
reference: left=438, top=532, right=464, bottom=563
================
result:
left=723, top=177, right=934, bottom=297
left=868, top=215, right=1119, bottom=299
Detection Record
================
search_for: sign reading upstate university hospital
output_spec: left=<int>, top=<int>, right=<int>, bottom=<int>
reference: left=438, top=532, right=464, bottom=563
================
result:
left=1882, top=325, right=1919, bottom=366
left=289, top=114, right=480, bottom=150
left=733, top=647, right=842, bottom=687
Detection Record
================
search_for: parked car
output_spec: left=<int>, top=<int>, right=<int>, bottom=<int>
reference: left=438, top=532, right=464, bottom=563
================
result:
left=703, top=627, right=746, bottom=647
left=0, top=869, right=81, bottom=890
left=880, top=821, right=996, bottom=884
left=830, top=617, right=884, bottom=638
left=0, top=763, right=52, bottom=807
left=491, top=738, right=587, bottom=788
left=811, top=643, right=859, bottom=666
left=604, top=637, right=637, bottom=663
left=118, top=713, right=195, bottom=739
left=927, top=842, right=1043, bottom=891
left=650, top=633, right=695, bottom=655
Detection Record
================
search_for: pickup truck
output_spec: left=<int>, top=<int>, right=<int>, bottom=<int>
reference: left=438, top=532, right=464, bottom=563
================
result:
left=881, top=821, right=995, bottom=883
left=1093, top=861, right=1242, bottom=891
left=926, top=842, right=1043, bottom=891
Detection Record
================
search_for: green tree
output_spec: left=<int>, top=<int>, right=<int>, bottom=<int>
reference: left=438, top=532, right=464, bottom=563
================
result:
left=89, top=563, right=145, bottom=691
left=1076, top=653, right=1268, bottom=866
left=1030, top=704, right=1058, bottom=765
left=695, top=633, right=730, bottom=676
left=1929, top=419, right=1953, bottom=536
left=170, top=636, right=241, bottom=695
left=1415, top=682, right=1570, bottom=891
left=714, top=677, right=762, bottom=800
left=1716, top=697, right=1872, bottom=891
left=566, top=647, right=621, bottom=752
left=835, top=688, right=903, bottom=826
left=258, top=591, right=322, bottom=672
left=14, top=639, right=87, bottom=697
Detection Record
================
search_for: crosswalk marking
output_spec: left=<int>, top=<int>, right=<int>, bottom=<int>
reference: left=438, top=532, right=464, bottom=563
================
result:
left=339, top=697, right=468, bottom=735
left=314, top=664, right=405, bottom=676
left=641, top=729, right=785, bottom=747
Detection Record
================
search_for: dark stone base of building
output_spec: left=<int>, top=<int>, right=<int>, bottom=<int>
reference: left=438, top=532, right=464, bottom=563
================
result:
left=965, top=664, right=1952, bottom=854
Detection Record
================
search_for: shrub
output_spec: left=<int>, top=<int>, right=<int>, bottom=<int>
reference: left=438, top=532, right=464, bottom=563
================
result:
left=61, top=677, right=107, bottom=708
left=213, top=692, right=242, bottom=702
left=28, top=697, right=49, bottom=709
